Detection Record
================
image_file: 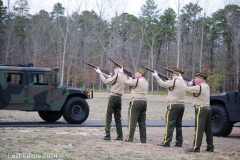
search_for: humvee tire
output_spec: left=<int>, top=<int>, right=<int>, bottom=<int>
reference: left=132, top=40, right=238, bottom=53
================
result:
left=38, top=111, right=63, bottom=122
left=211, top=104, right=233, bottom=137
left=63, top=97, right=89, bottom=124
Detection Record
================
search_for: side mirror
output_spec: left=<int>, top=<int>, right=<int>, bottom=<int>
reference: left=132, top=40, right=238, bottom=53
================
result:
left=56, top=74, right=60, bottom=85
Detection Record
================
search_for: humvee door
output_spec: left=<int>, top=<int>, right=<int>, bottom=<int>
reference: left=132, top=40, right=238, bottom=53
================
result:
left=26, top=71, right=53, bottom=111
left=0, top=72, right=25, bottom=109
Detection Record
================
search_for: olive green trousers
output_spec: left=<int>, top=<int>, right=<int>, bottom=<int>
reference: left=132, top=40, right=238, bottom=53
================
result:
left=163, top=104, right=185, bottom=145
left=105, top=95, right=123, bottom=137
left=193, top=106, right=214, bottom=151
left=127, top=100, right=147, bottom=143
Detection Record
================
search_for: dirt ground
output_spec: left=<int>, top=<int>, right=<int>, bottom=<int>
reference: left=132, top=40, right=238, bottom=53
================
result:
left=0, top=92, right=240, bottom=160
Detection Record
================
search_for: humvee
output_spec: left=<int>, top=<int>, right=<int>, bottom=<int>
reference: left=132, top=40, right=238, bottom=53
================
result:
left=0, top=63, right=93, bottom=124
left=210, top=78, right=240, bottom=137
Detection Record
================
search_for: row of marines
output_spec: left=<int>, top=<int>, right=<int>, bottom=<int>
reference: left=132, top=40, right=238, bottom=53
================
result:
left=93, top=66, right=214, bottom=153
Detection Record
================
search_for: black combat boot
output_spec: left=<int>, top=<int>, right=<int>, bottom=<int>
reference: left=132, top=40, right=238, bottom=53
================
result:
left=115, top=136, right=123, bottom=140
left=187, top=148, right=200, bottom=152
left=157, top=142, right=170, bottom=147
left=100, top=135, right=111, bottom=140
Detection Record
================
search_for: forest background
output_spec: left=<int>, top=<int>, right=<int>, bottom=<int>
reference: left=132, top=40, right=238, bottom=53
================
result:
left=0, top=0, right=240, bottom=94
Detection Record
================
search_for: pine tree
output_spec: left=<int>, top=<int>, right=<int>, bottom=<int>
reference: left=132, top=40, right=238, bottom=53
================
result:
left=13, top=0, right=30, bottom=63
left=0, top=0, right=7, bottom=42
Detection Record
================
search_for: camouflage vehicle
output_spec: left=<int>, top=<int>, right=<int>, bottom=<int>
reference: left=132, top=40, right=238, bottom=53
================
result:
left=210, top=79, right=240, bottom=137
left=0, top=63, right=92, bottom=124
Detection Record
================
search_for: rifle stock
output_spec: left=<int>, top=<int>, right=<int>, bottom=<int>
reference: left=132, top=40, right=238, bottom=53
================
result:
left=82, top=61, right=111, bottom=75
left=108, top=57, right=134, bottom=79
left=140, top=65, right=169, bottom=80
left=159, top=65, right=192, bottom=82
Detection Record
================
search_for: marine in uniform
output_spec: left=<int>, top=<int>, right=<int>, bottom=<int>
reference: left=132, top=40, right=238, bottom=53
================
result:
left=95, top=67, right=126, bottom=140
left=152, top=68, right=186, bottom=147
left=122, top=68, right=148, bottom=143
left=179, top=72, right=214, bottom=152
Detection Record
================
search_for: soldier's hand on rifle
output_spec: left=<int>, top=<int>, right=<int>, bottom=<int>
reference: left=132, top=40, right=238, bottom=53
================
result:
left=106, top=73, right=112, bottom=78
left=94, top=67, right=101, bottom=74
left=128, top=77, right=133, bottom=81
left=119, top=67, right=123, bottom=73
left=177, top=74, right=183, bottom=80
left=187, top=79, right=193, bottom=86
left=152, top=70, right=158, bottom=77
left=102, top=72, right=112, bottom=78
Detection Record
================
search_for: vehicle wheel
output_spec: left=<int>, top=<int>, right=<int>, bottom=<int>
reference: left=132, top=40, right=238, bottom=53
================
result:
left=62, top=97, right=89, bottom=124
left=211, top=104, right=233, bottom=137
left=38, top=111, right=62, bottom=122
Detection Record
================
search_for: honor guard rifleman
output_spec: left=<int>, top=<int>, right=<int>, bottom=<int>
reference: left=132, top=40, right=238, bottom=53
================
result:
left=152, top=68, right=186, bottom=147
left=122, top=68, right=148, bottom=143
left=95, top=67, right=126, bottom=141
left=179, top=72, right=214, bottom=152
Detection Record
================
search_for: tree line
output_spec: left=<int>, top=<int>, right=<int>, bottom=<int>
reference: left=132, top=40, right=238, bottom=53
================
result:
left=0, top=0, right=240, bottom=94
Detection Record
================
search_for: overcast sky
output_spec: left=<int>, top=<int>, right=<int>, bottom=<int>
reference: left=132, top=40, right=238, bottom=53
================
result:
left=2, top=0, right=233, bottom=18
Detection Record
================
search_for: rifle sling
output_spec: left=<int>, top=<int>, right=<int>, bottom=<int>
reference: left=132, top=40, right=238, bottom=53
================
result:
left=169, top=79, right=176, bottom=91
left=193, top=85, right=201, bottom=97
left=111, top=74, right=118, bottom=85
left=132, top=78, right=139, bottom=89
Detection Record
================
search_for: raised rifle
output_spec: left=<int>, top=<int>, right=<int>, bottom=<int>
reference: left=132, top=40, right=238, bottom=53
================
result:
left=159, top=65, right=192, bottom=82
left=108, top=57, right=134, bottom=79
left=82, top=61, right=111, bottom=75
left=140, top=65, right=169, bottom=81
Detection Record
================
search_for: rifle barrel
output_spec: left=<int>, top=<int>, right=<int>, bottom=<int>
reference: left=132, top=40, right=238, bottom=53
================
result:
left=140, top=65, right=154, bottom=72
left=82, top=61, right=97, bottom=68
left=140, top=65, right=169, bottom=80
left=159, top=65, right=191, bottom=81
left=108, top=57, right=134, bottom=79
left=82, top=61, right=111, bottom=75
left=159, top=65, right=174, bottom=73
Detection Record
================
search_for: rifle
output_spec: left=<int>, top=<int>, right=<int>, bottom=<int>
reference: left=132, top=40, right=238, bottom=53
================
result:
left=140, top=65, right=169, bottom=81
left=159, top=65, right=192, bottom=82
left=108, top=57, right=134, bottom=79
left=82, top=61, right=111, bottom=75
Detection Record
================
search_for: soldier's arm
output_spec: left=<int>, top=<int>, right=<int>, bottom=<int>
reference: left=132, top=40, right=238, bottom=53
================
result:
left=155, top=76, right=174, bottom=88
left=185, top=84, right=200, bottom=94
left=99, top=73, right=117, bottom=85
left=123, top=77, right=137, bottom=87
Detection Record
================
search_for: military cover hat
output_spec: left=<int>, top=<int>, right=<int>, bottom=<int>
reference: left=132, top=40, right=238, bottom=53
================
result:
left=196, top=72, right=208, bottom=80
left=173, top=68, right=185, bottom=74
left=137, top=68, right=146, bottom=76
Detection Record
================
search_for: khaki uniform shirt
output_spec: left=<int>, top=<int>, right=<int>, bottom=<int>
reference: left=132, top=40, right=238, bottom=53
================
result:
left=99, top=72, right=126, bottom=96
left=155, top=76, right=185, bottom=105
left=123, top=77, right=148, bottom=100
left=182, top=81, right=210, bottom=107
